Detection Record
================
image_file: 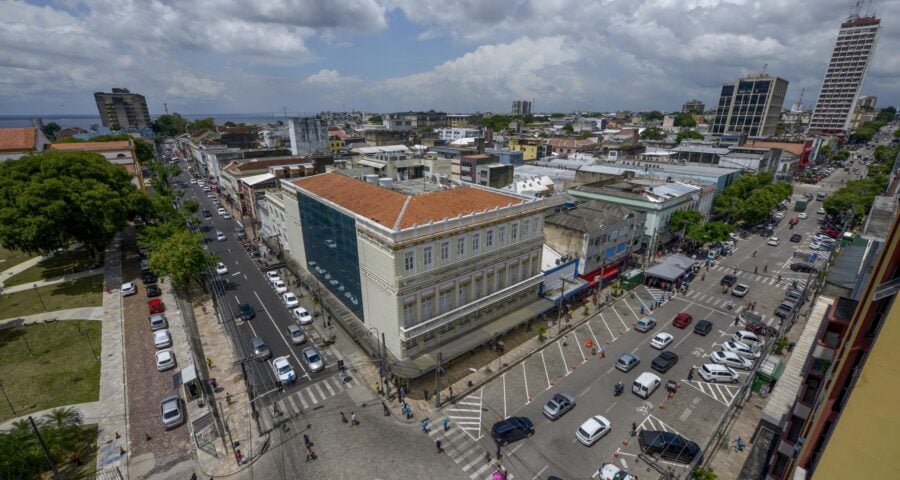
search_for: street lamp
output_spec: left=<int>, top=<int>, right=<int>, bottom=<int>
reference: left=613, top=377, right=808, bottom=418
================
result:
left=32, top=284, right=47, bottom=311
left=80, top=327, right=99, bottom=361
left=17, top=326, right=33, bottom=357
left=0, top=378, right=15, bottom=415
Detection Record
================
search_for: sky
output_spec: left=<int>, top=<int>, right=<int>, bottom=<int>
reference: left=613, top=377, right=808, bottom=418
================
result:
left=1, top=0, right=898, bottom=116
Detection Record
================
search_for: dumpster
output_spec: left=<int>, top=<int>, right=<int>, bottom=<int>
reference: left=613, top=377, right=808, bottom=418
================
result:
left=753, top=356, right=785, bottom=395
left=620, top=269, right=643, bottom=290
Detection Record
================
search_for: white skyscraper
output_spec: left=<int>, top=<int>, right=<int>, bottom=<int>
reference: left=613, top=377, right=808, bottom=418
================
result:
left=808, top=13, right=881, bottom=134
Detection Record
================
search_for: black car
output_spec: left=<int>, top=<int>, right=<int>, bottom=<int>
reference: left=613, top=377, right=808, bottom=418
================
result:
left=238, top=303, right=255, bottom=320
left=720, top=275, right=736, bottom=287
left=651, top=351, right=679, bottom=373
left=491, top=417, right=534, bottom=445
left=142, top=273, right=158, bottom=284
left=638, top=430, right=702, bottom=464
left=693, top=320, right=713, bottom=336
left=146, top=284, right=162, bottom=298
left=790, top=263, right=818, bottom=273
left=202, top=209, right=212, bottom=218
left=789, top=234, right=802, bottom=243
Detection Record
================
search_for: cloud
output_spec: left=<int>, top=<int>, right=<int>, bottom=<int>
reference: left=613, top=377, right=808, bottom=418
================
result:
left=304, top=69, right=360, bottom=85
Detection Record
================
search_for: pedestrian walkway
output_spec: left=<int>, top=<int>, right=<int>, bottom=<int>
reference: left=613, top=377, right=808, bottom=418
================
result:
left=0, top=401, right=100, bottom=432
left=258, top=375, right=357, bottom=432
left=0, top=254, right=44, bottom=287
left=95, top=233, right=129, bottom=479
left=0, top=306, right=105, bottom=325
left=427, top=421, right=514, bottom=480
left=0, top=267, right=103, bottom=294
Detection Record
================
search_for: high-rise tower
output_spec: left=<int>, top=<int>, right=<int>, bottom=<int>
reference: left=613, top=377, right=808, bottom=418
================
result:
left=808, top=10, right=880, bottom=134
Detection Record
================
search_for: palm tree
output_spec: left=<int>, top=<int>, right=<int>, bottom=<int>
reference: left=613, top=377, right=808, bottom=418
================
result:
left=43, top=407, right=83, bottom=428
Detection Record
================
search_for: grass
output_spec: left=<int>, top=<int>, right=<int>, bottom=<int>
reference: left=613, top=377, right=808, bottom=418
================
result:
left=0, top=275, right=103, bottom=321
left=3, top=247, right=101, bottom=288
left=0, top=246, right=33, bottom=273
left=0, top=320, right=101, bottom=422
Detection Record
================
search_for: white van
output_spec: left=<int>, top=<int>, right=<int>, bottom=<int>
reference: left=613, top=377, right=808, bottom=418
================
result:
left=632, top=372, right=661, bottom=399
left=732, top=330, right=765, bottom=349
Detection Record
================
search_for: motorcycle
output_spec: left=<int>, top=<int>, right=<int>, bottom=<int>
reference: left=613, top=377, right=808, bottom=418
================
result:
left=614, top=382, right=624, bottom=396
left=726, top=300, right=735, bottom=310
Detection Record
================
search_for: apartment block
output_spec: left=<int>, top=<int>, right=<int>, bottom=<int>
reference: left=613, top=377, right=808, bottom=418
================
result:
left=94, top=88, right=152, bottom=130
left=511, top=100, right=532, bottom=116
left=712, top=74, right=788, bottom=137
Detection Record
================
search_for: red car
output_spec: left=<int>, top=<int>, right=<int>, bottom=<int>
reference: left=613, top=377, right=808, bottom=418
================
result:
left=673, top=313, right=693, bottom=329
left=148, top=298, right=165, bottom=314
left=822, top=228, right=839, bottom=238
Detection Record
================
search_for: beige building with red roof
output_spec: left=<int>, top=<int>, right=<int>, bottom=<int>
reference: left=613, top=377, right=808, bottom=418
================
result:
left=50, top=140, right=144, bottom=190
left=0, top=127, right=51, bottom=161
left=279, top=172, right=554, bottom=375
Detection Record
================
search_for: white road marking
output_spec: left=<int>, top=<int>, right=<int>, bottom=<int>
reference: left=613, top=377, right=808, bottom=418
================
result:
left=522, top=363, right=531, bottom=404
left=557, top=341, right=571, bottom=376
left=540, top=351, right=552, bottom=390
left=253, top=291, right=309, bottom=379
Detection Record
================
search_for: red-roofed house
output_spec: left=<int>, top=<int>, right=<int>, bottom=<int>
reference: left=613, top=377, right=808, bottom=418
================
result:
left=0, top=127, right=51, bottom=161
left=279, top=172, right=556, bottom=375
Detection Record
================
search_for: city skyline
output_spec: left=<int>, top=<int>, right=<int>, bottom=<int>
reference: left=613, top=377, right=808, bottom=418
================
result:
left=1, top=0, right=898, bottom=116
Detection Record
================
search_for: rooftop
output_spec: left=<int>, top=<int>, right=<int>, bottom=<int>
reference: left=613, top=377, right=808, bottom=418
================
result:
left=545, top=201, right=638, bottom=233
left=354, top=145, right=410, bottom=155
left=0, top=127, right=36, bottom=152
left=231, top=155, right=313, bottom=172
left=292, top=172, right=527, bottom=230
left=51, top=140, right=131, bottom=151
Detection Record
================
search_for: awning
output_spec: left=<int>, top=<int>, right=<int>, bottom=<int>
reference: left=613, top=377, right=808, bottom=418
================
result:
left=358, top=159, right=386, bottom=169
left=582, top=266, right=620, bottom=286
left=174, top=364, right=197, bottom=388
left=602, top=267, right=620, bottom=279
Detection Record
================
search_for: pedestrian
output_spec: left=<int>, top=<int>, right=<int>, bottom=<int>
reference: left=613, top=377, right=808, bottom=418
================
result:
left=423, top=389, right=430, bottom=401
left=435, top=438, right=443, bottom=454
left=443, top=418, right=450, bottom=431
left=763, top=264, right=768, bottom=273
left=734, top=316, right=740, bottom=326
left=305, top=444, right=315, bottom=462
left=599, top=346, right=606, bottom=359
left=340, top=412, right=348, bottom=424
left=562, top=335, right=568, bottom=347
left=735, top=436, right=745, bottom=452
left=421, top=419, right=429, bottom=433
left=631, top=422, right=637, bottom=437
left=754, top=266, right=758, bottom=274
left=206, top=357, right=213, bottom=369
left=303, top=434, right=311, bottom=447
left=350, top=412, right=359, bottom=426
left=485, top=451, right=492, bottom=465
left=448, top=385, right=453, bottom=399
left=496, top=445, right=503, bottom=461
left=701, top=273, right=705, bottom=281
left=688, top=368, right=695, bottom=382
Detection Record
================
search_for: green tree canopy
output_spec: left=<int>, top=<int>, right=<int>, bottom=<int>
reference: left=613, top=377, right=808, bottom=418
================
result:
left=692, top=466, right=718, bottom=480
left=670, top=210, right=703, bottom=234
left=223, top=121, right=237, bottom=127
left=41, top=122, right=61, bottom=139
left=640, top=126, right=666, bottom=140
left=643, top=111, right=664, bottom=121
left=142, top=226, right=217, bottom=286
left=673, top=112, right=697, bottom=128
left=189, top=117, right=216, bottom=131
left=562, top=123, right=574, bottom=134
left=368, top=115, right=383, bottom=125
left=152, top=113, right=189, bottom=137
left=0, top=151, right=144, bottom=262
left=676, top=130, right=703, bottom=144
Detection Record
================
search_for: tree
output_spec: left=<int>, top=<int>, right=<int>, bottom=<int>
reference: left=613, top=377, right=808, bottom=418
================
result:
left=692, top=466, right=718, bottom=480
left=144, top=227, right=217, bottom=286
left=894, top=128, right=900, bottom=138
left=562, top=123, right=574, bottom=134
left=152, top=113, right=189, bottom=137
left=189, top=117, right=216, bottom=131
left=676, top=130, right=703, bottom=144
left=0, top=151, right=144, bottom=262
left=181, top=199, right=200, bottom=215
left=673, top=112, right=697, bottom=128
left=876, top=106, right=896, bottom=123
left=41, top=122, right=61, bottom=139
left=223, top=121, right=237, bottom=127
left=640, top=127, right=666, bottom=140
left=670, top=210, right=703, bottom=235
left=368, top=115, right=383, bottom=125
left=643, top=111, right=664, bottom=121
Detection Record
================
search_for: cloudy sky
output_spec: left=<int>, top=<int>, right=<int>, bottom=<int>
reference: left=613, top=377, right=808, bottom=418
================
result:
left=1, top=0, right=898, bottom=115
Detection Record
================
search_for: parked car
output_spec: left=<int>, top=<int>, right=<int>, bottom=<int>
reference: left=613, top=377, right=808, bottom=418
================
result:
left=798, top=212, right=809, bottom=219
left=292, top=307, right=313, bottom=324
left=153, top=329, right=172, bottom=349
left=146, top=284, right=161, bottom=298
left=732, top=330, right=765, bottom=349
left=634, top=317, right=657, bottom=333
left=491, top=417, right=534, bottom=445
left=699, top=363, right=739, bottom=383
left=789, top=234, right=802, bottom=243
left=790, top=263, right=818, bottom=273
left=215, top=262, right=229, bottom=275
left=638, top=430, right=702, bottom=464
left=217, top=207, right=227, bottom=216
left=542, top=393, right=576, bottom=420
left=155, top=349, right=176, bottom=371
left=693, top=320, right=713, bottom=336
left=202, top=209, right=212, bottom=218
left=160, top=395, right=184, bottom=429
left=722, top=341, right=760, bottom=359
left=266, top=271, right=280, bottom=282
left=302, top=346, right=324, bottom=373
left=273, top=280, right=288, bottom=294
left=597, top=463, right=637, bottom=480
left=650, top=332, right=673, bottom=349
left=149, top=313, right=168, bottom=331
left=615, top=353, right=640, bottom=373
left=142, top=273, right=158, bottom=284
left=238, top=303, right=255, bottom=320
left=575, top=415, right=611, bottom=447
left=731, top=284, right=749, bottom=298
left=271, top=356, right=296, bottom=385
left=251, top=337, right=271, bottom=361
left=282, top=292, right=299, bottom=308
left=711, top=351, right=753, bottom=370
left=672, top=313, right=692, bottom=329
left=287, top=324, right=306, bottom=345
left=767, top=237, right=780, bottom=246
left=651, top=351, right=679, bottom=373
left=720, top=274, right=736, bottom=287
left=147, top=298, right=165, bottom=314
left=121, top=282, right=137, bottom=296
left=822, top=228, right=839, bottom=238
left=775, top=300, right=797, bottom=318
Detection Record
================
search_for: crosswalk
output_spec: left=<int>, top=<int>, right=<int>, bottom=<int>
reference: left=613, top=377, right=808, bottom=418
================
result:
left=428, top=421, right=514, bottom=480
left=259, top=375, right=355, bottom=431
left=702, top=264, right=809, bottom=290
left=443, top=388, right=485, bottom=441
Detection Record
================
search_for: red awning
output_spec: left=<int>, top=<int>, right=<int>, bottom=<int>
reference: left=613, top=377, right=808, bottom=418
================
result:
left=601, top=267, right=620, bottom=279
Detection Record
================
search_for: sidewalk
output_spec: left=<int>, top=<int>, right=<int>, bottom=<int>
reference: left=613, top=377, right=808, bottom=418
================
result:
left=95, top=234, right=129, bottom=478
left=0, top=254, right=44, bottom=287
left=0, top=401, right=100, bottom=432
left=0, top=267, right=103, bottom=294
left=0, top=306, right=105, bottom=325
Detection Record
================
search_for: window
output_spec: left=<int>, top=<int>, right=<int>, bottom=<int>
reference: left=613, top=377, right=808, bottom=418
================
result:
left=458, top=282, right=469, bottom=305
left=440, top=241, right=450, bottom=262
left=486, top=229, right=494, bottom=248
left=511, top=223, right=518, bottom=242
left=499, top=225, right=506, bottom=245
left=523, top=219, right=530, bottom=238
left=472, top=233, right=480, bottom=252
left=404, top=250, right=415, bottom=274
left=403, top=302, right=416, bottom=327
left=439, top=290, right=452, bottom=313
left=422, top=296, right=433, bottom=321
left=457, top=236, right=465, bottom=256
left=423, top=246, right=433, bottom=269
left=423, top=331, right=435, bottom=342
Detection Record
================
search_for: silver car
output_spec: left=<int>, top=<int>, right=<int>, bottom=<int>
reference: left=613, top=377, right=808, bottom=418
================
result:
left=634, top=317, right=657, bottom=333
left=542, top=393, right=576, bottom=420
left=287, top=324, right=306, bottom=345
left=160, top=395, right=184, bottom=429
left=252, top=337, right=271, bottom=361
left=302, top=346, right=324, bottom=373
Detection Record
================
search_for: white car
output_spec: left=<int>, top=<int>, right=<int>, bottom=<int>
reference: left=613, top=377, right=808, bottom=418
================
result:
left=155, top=349, right=176, bottom=371
left=223, top=212, right=232, bottom=220
left=575, top=415, right=611, bottom=446
left=273, top=280, right=288, bottom=294
left=597, top=463, right=637, bottom=480
left=813, top=233, right=833, bottom=242
left=121, top=282, right=137, bottom=296
left=189, top=179, right=197, bottom=184
left=271, top=356, right=296, bottom=385
left=292, top=307, right=313, bottom=325
left=711, top=351, right=753, bottom=370
left=798, top=212, right=808, bottom=219
left=772, top=212, right=785, bottom=220
left=215, top=262, right=229, bottom=275
left=731, top=283, right=750, bottom=298
left=650, top=332, right=673, bottom=350
left=767, top=237, right=780, bottom=246
left=266, top=271, right=281, bottom=283
left=282, top=292, right=299, bottom=308
left=722, top=341, right=761, bottom=359
left=153, top=329, right=172, bottom=349
left=817, top=207, right=826, bottom=215
left=699, top=363, right=739, bottom=383
left=216, top=230, right=226, bottom=241
left=217, top=207, right=227, bottom=216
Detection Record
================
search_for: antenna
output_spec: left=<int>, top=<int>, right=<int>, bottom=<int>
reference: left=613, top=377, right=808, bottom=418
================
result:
left=761, top=63, right=768, bottom=75
left=849, top=0, right=862, bottom=18
left=163, top=103, right=169, bottom=115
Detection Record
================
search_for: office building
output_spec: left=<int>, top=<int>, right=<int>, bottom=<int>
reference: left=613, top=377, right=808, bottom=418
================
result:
left=711, top=74, right=789, bottom=137
left=288, top=117, right=328, bottom=156
left=280, top=172, right=553, bottom=375
left=512, top=100, right=532, bottom=116
left=808, top=15, right=881, bottom=134
left=682, top=99, right=705, bottom=114
left=93, top=88, right=151, bottom=130
left=384, top=111, right=448, bottom=132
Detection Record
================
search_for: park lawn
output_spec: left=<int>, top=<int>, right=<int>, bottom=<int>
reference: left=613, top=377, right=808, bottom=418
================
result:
left=0, top=320, right=101, bottom=422
left=0, top=275, right=103, bottom=321
left=0, top=247, right=33, bottom=273
left=3, top=247, right=101, bottom=287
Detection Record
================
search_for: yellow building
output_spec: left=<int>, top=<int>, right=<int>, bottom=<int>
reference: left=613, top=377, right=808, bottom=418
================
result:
left=507, top=137, right=550, bottom=161
left=328, top=135, right=345, bottom=154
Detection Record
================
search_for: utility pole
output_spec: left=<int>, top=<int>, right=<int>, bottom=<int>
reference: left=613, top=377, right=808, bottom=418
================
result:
left=382, top=332, right=392, bottom=399
left=33, top=284, right=47, bottom=311
left=434, top=352, right=443, bottom=407
left=29, top=416, right=61, bottom=480
left=556, top=277, right=567, bottom=334
left=0, top=378, right=15, bottom=414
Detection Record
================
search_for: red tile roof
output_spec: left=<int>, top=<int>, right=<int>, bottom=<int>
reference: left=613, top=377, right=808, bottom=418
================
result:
left=293, top=172, right=525, bottom=229
left=0, top=128, right=36, bottom=152
left=51, top=140, right=132, bottom=151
